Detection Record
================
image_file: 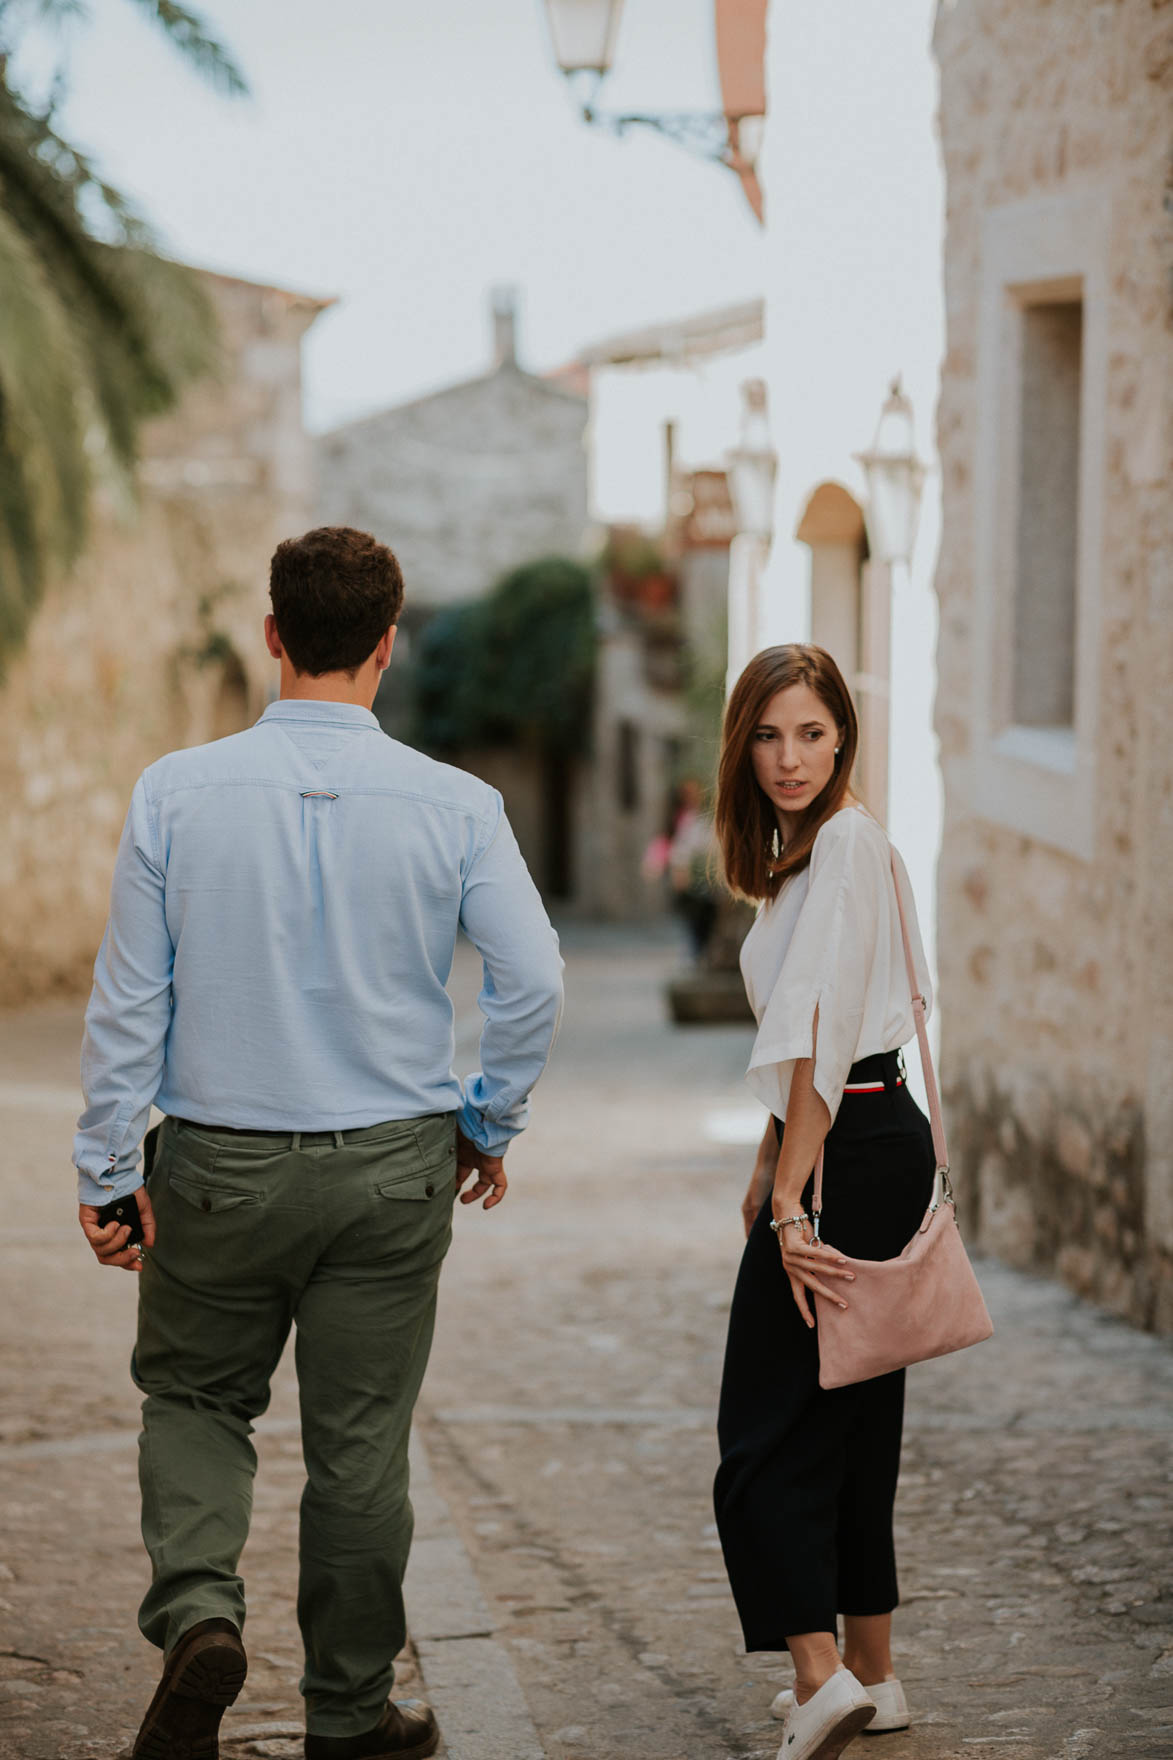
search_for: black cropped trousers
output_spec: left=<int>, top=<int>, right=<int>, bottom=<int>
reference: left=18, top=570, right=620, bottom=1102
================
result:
left=713, top=1051, right=934, bottom=1651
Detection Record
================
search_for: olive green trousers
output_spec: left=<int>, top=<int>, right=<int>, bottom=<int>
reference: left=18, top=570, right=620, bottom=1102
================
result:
left=132, top=1111, right=456, bottom=1737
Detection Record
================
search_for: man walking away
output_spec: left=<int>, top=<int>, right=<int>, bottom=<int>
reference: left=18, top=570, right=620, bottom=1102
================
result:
left=74, top=526, right=564, bottom=1760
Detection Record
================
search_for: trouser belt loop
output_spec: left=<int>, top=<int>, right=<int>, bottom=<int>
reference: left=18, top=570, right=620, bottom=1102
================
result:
left=291, top=1131, right=301, bottom=1151
left=333, top=1130, right=346, bottom=1149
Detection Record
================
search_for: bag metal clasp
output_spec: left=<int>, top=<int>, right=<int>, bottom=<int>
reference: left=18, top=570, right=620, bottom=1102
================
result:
left=927, top=1163, right=955, bottom=1219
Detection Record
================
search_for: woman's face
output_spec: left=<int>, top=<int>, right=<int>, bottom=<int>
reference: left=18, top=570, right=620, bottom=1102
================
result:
left=750, top=682, right=842, bottom=825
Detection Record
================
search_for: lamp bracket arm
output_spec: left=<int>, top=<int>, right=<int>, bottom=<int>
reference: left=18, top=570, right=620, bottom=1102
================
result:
left=582, top=105, right=736, bottom=167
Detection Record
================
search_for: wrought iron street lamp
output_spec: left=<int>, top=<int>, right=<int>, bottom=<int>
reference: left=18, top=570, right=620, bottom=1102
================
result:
left=541, top=0, right=757, bottom=171
left=855, top=377, right=927, bottom=567
left=542, top=0, right=625, bottom=76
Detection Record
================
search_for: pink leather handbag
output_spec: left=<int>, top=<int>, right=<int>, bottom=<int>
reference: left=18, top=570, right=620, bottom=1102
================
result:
left=812, top=849, right=993, bottom=1390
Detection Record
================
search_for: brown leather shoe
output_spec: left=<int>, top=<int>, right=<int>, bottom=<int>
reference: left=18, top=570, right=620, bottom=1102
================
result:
left=304, top=1699, right=439, bottom=1760
left=131, top=1617, right=247, bottom=1760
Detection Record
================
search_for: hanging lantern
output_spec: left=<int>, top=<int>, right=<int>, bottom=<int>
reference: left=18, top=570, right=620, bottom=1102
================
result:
left=855, top=376, right=927, bottom=567
left=541, top=0, right=625, bottom=77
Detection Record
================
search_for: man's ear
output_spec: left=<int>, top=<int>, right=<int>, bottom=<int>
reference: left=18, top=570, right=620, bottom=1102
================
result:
left=375, top=625, right=397, bottom=672
left=264, top=614, right=284, bottom=661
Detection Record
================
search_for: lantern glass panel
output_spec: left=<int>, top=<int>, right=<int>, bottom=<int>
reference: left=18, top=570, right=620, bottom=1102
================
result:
left=863, top=457, right=922, bottom=566
left=543, top=0, right=624, bottom=74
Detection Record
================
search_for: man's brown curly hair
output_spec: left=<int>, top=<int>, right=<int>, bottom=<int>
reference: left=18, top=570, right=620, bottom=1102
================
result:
left=269, top=526, right=405, bottom=676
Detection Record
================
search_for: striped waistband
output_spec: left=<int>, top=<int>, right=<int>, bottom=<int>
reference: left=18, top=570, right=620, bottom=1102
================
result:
left=841, top=1047, right=907, bottom=1094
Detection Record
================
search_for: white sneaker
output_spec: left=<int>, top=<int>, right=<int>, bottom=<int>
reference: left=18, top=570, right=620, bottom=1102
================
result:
left=858, top=1680, right=910, bottom=1733
left=775, top=1668, right=876, bottom=1760
left=772, top=1678, right=910, bottom=1735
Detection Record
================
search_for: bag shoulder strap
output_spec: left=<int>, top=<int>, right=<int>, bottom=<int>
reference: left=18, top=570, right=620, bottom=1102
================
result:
left=810, top=845, right=948, bottom=1225
left=887, top=847, right=949, bottom=1173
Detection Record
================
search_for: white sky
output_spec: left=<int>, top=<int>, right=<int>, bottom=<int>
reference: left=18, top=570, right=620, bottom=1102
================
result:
left=15, top=0, right=766, bottom=487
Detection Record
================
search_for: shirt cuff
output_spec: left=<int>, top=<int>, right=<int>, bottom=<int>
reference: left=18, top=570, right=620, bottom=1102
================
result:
left=76, top=1166, right=143, bottom=1207
left=455, top=1102, right=518, bottom=1158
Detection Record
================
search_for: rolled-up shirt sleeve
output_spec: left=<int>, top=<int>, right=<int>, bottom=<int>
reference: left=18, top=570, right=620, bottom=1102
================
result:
left=456, top=795, right=564, bottom=1155
left=73, top=775, right=174, bottom=1204
left=745, top=813, right=886, bottom=1125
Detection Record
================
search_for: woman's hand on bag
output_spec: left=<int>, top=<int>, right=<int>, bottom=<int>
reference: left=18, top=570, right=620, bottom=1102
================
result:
left=771, top=1198, right=855, bottom=1329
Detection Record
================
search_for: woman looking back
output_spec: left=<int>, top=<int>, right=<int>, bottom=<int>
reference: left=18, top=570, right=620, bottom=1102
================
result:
left=712, top=644, right=936, bottom=1760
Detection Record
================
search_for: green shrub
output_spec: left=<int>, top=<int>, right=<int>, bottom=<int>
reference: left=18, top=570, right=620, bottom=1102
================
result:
left=413, top=556, right=595, bottom=756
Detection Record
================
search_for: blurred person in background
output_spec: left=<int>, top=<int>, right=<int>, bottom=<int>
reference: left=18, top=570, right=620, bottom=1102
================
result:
left=73, top=526, right=563, bottom=1760
left=712, top=645, right=935, bottom=1760
left=643, top=777, right=719, bottom=963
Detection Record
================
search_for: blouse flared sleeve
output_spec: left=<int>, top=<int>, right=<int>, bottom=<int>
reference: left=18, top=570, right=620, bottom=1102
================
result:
left=745, top=813, right=887, bottom=1125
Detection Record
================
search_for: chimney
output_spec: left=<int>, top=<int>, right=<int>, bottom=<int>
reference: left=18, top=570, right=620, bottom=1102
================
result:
left=491, top=285, right=518, bottom=369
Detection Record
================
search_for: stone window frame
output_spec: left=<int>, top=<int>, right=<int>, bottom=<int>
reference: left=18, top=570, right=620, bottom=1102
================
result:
left=970, top=189, right=1110, bottom=861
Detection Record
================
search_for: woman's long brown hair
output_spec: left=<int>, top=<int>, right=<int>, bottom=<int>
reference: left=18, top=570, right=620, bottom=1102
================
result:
left=716, top=644, right=860, bottom=902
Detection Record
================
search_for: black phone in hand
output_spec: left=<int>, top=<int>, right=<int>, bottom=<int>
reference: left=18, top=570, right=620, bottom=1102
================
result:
left=94, top=1191, right=144, bottom=1246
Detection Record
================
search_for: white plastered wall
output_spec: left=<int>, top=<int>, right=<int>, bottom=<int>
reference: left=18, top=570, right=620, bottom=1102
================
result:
left=757, top=0, right=946, bottom=1028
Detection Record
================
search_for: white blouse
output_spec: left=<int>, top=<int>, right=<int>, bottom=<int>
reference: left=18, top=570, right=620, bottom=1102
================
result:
left=739, top=803, right=932, bottom=1124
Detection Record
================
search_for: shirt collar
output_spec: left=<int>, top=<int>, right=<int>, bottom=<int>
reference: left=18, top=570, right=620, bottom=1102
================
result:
left=259, top=699, right=380, bottom=730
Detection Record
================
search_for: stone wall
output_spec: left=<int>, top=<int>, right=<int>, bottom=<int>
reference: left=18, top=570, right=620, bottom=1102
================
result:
left=316, top=360, right=589, bottom=611
left=932, top=0, right=1173, bottom=1328
left=315, top=320, right=597, bottom=908
left=0, top=272, right=326, bottom=1004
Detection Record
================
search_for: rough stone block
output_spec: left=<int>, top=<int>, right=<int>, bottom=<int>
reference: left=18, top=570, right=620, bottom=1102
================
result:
left=1056, top=1115, right=1095, bottom=1182
left=404, top=1537, right=494, bottom=1642
left=666, top=973, right=755, bottom=1026
left=977, top=1152, right=1037, bottom=1267
left=413, top=1637, right=545, bottom=1760
left=1056, top=1244, right=1096, bottom=1300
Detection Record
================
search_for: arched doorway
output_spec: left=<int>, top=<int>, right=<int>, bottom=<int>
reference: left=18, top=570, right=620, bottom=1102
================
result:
left=795, top=481, right=889, bottom=823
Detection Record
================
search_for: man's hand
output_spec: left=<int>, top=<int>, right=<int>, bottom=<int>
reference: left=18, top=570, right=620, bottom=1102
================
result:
left=454, top=1128, right=508, bottom=1210
left=79, top=1183, right=157, bottom=1271
left=741, top=1161, right=772, bottom=1238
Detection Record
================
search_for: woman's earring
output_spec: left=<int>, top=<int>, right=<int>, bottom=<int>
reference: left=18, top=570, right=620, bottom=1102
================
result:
left=770, top=827, right=780, bottom=860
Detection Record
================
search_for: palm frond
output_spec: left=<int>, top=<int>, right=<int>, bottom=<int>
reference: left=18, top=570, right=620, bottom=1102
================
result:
left=0, top=72, right=220, bottom=666
left=122, top=0, right=248, bottom=96
left=0, top=0, right=243, bottom=668
left=121, top=244, right=220, bottom=385
left=0, top=0, right=85, bottom=48
left=0, top=0, right=248, bottom=94
left=0, top=98, right=169, bottom=459
left=0, top=442, right=43, bottom=658
left=0, top=215, right=89, bottom=660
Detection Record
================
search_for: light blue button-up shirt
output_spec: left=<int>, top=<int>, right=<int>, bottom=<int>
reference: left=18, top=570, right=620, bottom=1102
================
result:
left=73, top=700, right=564, bottom=1204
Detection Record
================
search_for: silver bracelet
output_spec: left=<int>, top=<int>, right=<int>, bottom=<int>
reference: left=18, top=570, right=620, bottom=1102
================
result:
left=769, top=1213, right=809, bottom=1235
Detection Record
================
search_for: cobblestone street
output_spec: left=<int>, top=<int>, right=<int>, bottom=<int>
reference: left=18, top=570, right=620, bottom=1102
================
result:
left=1, top=925, right=1171, bottom=1760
